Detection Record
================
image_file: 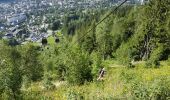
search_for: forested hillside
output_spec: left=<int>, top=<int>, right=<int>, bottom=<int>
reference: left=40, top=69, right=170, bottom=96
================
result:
left=0, top=0, right=170, bottom=99
left=71, top=0, right=170, bottom=66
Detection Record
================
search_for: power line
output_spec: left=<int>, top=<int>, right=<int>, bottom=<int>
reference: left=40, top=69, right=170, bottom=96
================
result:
left=69, top=0, right=128, bottom=48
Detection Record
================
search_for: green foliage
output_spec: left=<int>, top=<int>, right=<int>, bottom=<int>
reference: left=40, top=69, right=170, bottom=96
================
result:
left=50, top=63, right=170, bottom=99
left=168, top=57, right=170, bottom=66
left=80, top=22, right=97, bottom=54
left=21, top=91, right=53, bottom=100
left=66, top=47, right=93, bottom=85
left=22, top=76, right=31, bottom=89
left=43, top=73, right=55, bottom=90
left=120, top=66, right=170, bottom=100
left=21, top=44, right=43, bottom=81
left=90, top=52, right=103, bottom=79
left=130, top=77, right=170, bottom=100
left=40, top=43, right=67, bottom=81
left=120, top=69, right=138, bottom=83
left=0, top=43, right=22, bottom=99
left=146, top=45, right=164, bottom=68
left=66, top=89, right=84, bottom=100
left=0, top=0, right=170, bottom=99
left=96, top=18, right=114, bottom=59
left=116, top=43, right=134, bottom=65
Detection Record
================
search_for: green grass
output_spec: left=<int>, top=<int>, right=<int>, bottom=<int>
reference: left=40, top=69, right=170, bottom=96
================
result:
left=24, top=61, right=170, bottom=99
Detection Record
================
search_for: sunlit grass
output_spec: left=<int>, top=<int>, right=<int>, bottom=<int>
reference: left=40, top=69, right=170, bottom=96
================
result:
left=25, top=61, right=170, bottom=99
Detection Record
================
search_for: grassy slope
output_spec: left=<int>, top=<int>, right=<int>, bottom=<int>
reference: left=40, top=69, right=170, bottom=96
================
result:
left=26, top=61, right=170, bottom=99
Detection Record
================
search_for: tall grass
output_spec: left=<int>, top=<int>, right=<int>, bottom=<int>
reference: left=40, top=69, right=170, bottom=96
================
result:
left=23, top=62, right=170, bottom=100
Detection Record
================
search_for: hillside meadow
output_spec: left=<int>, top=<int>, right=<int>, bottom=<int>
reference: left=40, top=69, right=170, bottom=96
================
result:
left=22, top=61, right=170, bottom=100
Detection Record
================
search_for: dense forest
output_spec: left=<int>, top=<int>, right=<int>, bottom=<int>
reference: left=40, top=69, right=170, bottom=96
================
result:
left=0, top=0, right=170, bottom=99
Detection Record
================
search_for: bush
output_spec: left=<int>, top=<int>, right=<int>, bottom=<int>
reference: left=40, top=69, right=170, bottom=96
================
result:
left=90, top=52, right=103, bottom=79
left=146, top=46, right=164, bottom=68
left=21, top=45, right=44, bottom=81
left=66, top=47, right=93, bottom=85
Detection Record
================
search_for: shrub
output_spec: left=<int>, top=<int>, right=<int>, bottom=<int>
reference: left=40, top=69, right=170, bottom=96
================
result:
left=146, top=46, right=164, bottom=68
left=66, top=47, right=93, bottom=85
left=90, top=52, right=103, bottom=79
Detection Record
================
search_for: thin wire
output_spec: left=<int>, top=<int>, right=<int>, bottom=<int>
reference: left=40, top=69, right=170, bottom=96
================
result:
left=69, top=0, right=128, bottom=48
